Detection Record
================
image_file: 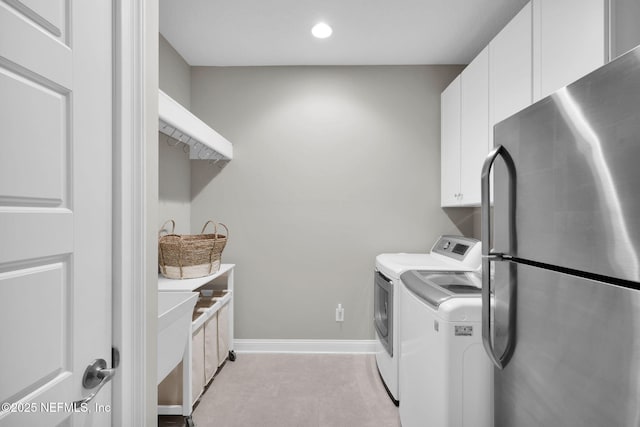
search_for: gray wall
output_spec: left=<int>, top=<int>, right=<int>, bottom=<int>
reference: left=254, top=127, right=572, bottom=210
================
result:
left=159, top=34, right=191, bottom=108
left=158, top=34, right=192, bottom=234
left=190, top=65, right=475, bottom=340
left=471, top=208, right=482, bottom=240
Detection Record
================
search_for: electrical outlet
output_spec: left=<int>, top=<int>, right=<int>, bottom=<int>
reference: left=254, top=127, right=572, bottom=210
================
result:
left=336, top=304, right=344, bottom=322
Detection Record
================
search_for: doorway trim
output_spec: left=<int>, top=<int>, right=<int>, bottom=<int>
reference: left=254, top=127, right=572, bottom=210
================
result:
left=113, top=0, right=158, bottom=425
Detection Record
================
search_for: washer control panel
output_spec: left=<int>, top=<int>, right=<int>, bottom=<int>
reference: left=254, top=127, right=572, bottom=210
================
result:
left=431, top=235, right=481, bottom=267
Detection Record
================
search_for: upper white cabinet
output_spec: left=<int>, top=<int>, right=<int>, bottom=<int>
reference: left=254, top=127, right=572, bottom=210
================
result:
left=532, top=0, right=606, bottom=101
left=441, top=47, right=489, bottom=207
left=459, top=47, right=489, bottom=206
left=441, top=77, right=461, bottom=207
left=610, top=0, right=640, bottom=60
left=489, top=2, right=533, bottom=148
left=441, top=4, right=531, bottom=207
left=441, top=0, right=637, bottom=207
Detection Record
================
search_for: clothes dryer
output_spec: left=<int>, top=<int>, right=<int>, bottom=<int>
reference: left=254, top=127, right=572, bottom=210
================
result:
left=374, top=236, right=480, bottom=403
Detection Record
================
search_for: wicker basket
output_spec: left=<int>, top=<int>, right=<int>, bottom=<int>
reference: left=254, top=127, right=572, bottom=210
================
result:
left=158, top=220, right=229, bottom=279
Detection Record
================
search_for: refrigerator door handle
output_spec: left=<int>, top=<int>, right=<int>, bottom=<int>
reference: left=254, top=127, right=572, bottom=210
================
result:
left=481, top=145, right=516, bottom=370
left=481, top=256, right=504, bottom=369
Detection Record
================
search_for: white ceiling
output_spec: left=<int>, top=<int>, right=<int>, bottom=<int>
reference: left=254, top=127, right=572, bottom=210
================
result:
left=159, top=0, right=529, bottom=66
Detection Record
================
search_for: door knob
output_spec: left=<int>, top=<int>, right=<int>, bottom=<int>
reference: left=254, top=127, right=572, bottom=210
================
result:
left=73, top=358, right=116, bottom=409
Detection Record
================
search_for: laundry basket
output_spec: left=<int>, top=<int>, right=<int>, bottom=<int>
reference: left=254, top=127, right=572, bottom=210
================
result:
left=158, top=220, right=229, bottom=279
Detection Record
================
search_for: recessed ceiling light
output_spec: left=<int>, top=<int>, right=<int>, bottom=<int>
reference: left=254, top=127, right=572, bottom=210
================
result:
left=311, top=22, right=332, bottom=39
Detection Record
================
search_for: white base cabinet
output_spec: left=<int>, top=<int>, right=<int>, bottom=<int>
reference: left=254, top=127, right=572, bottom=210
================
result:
left=158, top=293, right=232, bottom=409
left=157, top=265, right=235, bottom=418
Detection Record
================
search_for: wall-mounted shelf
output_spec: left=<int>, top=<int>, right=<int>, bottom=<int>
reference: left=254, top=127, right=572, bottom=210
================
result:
left=158, top=89, right=233, bottom=161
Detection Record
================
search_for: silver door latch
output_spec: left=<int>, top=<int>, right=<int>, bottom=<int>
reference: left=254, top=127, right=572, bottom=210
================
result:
left=73, top=358, right=116, bottom=409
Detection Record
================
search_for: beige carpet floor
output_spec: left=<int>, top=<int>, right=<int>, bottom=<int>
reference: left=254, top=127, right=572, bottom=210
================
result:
left=160, top=353, right=400, bottom=427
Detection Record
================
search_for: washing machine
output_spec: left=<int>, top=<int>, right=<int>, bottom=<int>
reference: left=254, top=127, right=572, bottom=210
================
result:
left=374, top=235, right=481, bottom=404
left=398, top=269, right=492, bottom=427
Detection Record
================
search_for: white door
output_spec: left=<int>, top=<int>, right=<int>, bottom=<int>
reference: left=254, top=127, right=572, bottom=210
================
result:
left=0, top=0, right=113, bottom=426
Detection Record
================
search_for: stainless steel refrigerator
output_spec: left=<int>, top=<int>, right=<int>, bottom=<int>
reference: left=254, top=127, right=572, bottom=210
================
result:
left=481, top=46, right=640, bottom=426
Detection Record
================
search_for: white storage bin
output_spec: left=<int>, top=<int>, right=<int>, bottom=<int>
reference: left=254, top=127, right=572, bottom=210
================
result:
left=217, top=302, right=230, bottom=366
left=158, top=312, right=207, bottom=406
left=204, top=313, right=219, bottom=383
left=157, top=264, right=235, bottom=418
left=157, top=361, right=182, bottom=405
left=191, top=325, right=205, bottom=403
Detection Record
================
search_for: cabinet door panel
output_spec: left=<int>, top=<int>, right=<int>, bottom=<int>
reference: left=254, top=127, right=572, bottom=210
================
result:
left=460, top=47, right=489, bottom=206
left=533, top=0, right=606, bottom=101
left=610, top=0, right=640, bottom=60
left=441, top=77, right=461, bottom=207
left=490, top=2, right=533, bottom=149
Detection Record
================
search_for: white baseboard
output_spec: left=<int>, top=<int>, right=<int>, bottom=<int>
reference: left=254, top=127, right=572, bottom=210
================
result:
left=234, top=339, right=377, bottom=354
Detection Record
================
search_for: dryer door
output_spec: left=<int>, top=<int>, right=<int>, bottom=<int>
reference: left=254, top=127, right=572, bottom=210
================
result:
left=374, top=271, right=393, bottom=356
